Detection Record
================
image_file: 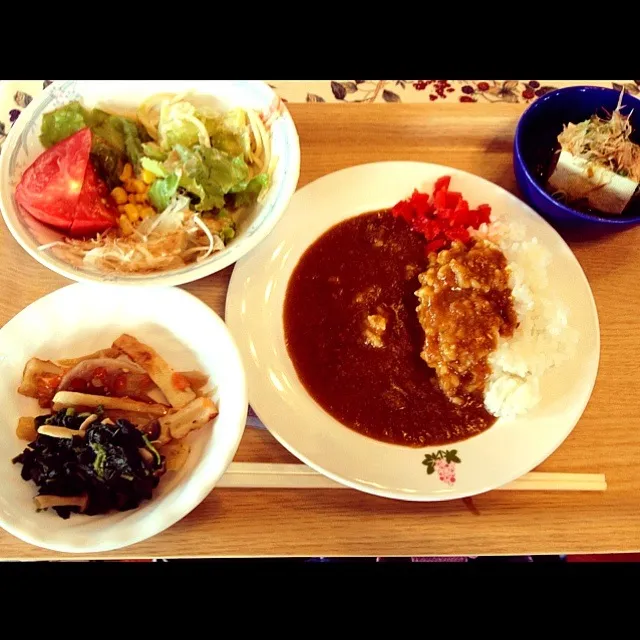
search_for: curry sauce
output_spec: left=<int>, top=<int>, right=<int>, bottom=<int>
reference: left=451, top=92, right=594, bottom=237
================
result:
left=283, top=211, right=498, bottom=447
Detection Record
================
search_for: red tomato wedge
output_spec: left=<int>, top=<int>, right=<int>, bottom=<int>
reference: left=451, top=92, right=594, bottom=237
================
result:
left=70, top=162, right=119, bottom=236
left=15, top=128, right=92, bottom=232
left=15, top=127, right=118, bottom=237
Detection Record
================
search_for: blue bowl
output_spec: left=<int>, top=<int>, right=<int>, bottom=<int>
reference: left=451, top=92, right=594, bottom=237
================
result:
left=514, top=85, right=640, bottom=229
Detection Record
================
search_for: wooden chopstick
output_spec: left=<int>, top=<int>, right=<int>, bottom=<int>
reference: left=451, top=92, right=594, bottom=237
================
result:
left=500, top=471, right=607, bottom=491
left=217, top=463, right=607, bottom=492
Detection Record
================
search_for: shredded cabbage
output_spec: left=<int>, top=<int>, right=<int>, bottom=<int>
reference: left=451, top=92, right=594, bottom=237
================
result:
left=158, top=99, right=211, bottom=150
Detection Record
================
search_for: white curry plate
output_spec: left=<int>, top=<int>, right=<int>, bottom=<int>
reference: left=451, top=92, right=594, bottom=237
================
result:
left=225, top=161, right=600, bottom=502
left=0, top=284, right=247, bottom=552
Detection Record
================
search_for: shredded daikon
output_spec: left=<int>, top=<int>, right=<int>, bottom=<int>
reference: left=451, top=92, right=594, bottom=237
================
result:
left=37, top=240, right=67, bottom=252
left=558, top=92, right=640, bottom=182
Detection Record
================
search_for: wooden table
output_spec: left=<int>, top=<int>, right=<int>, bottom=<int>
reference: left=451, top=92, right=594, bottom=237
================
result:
left=1, top=103, right=639, bottom=559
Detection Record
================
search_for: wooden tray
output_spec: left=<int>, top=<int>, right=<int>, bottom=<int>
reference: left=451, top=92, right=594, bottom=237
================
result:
left=1, top=103, right=638, bottom=559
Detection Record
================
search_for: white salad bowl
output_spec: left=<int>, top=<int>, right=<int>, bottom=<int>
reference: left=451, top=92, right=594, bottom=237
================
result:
left=0, top=80, right=300, bottom=287
left=0, top=284, right=248, bottom=553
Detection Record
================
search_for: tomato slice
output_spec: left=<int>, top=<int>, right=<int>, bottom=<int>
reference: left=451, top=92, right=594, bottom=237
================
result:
left=16, top=127, right=117, bottom=238
left=15, top=128, right=92, bottom=232
left=69, top=162, right=118, bottom=236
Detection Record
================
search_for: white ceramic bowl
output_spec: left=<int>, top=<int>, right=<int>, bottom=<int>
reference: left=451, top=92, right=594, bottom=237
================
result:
left=0, top=80, right=300, bottom=287
left=0, top=284, right=247, bottom=553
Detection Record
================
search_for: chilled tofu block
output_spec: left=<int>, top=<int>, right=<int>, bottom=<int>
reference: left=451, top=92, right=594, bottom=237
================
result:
left=547, top=150, right=638, bottom=215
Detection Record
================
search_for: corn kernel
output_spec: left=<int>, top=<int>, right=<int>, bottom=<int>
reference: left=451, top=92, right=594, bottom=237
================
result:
left=119, top=163, right=133, bottom=182
left=119, top=215, right=134, bottom=236
left=123, top=203, right=140, bottom=222
left=141, top=169, right=156, bottom=185
left=135, top=193, right=148, bottom=204
left=131, top=179, right=147, bottom=194
left=117, top=204, right=127, bottom=214
left=139, top=206, right=155, bottom=219
left=124, top=179, right=137, bottom=193
left=111, top=187, right=128, bottom=205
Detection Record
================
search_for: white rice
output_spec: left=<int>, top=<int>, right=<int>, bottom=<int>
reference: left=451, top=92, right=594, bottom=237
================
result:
left=472, top=213, right=579, bottom=419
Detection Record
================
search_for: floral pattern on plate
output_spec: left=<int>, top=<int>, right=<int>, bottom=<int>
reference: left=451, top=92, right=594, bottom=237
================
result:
left=422, top=449, right=461, bottom=486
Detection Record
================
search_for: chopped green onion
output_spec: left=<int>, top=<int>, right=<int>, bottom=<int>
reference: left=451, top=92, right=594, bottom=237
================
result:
left=142, top=435, right=162, bottom=466
left=90, top=442, right=107, bottom=478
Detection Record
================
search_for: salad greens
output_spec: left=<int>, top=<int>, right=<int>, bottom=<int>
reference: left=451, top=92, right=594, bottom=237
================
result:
left=215, top=209, right=236, bottom=242
left=149, top=99, right=267, bottom=213
left=203, top=108, right=251, bottom=158
left=40, top=101, right=149, bottom=188
left=148, top=172, right=180, bottom=212
left=40, top=102, right=88, bottom=148
left=38, top=97, right=267, bottom=217
left=165, top=144, right=250, bottom=211
left=141, top=142, right=167, bottom=162
left=140, top=157, right=168, bottom=178
left=234, top=173, right=269, bottom=208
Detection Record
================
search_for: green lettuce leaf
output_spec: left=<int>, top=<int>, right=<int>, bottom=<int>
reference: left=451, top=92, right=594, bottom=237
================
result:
left=113, top=116, right=146, bottom=167
left=179, top=171, right=225, bottom=211
left=202, top=108, right=250, bottom=158
left=88, top=109, right=124, bottom=149
left=40, top=101, right=89, bottom=148
left=171, top=145, right=248, bottom=211
left=92, top=114, right=146, bottom=167
left=158, top=101, right=205, bottom=149
left=201, top=147, right=249, bottom=193
left=203, top=209, right=236, bottom=243
left=148, top=173, right=180, bottom=212
left=233, top=173, right=268, bottom=208
left=142, top=142, right=168, bottom=161
left=40, top=102, right=146, bottom=169
left=141, top=157, right=168, bottom=178
left=90, top=139, right=125, bottom=190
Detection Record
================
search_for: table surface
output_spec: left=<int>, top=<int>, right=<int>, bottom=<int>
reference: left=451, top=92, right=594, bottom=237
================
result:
left=1, top=103, right=639, bottom=559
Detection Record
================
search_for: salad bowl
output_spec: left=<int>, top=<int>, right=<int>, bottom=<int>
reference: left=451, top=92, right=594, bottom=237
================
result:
left=0, top=80, right=301, bottom=287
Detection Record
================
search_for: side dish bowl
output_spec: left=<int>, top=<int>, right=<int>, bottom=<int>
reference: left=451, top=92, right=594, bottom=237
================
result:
left=514, top=85, right=640, bottom=229
left=0, top=80, right=300, bottom=287
left=0, top=284, right=248, bottom=553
